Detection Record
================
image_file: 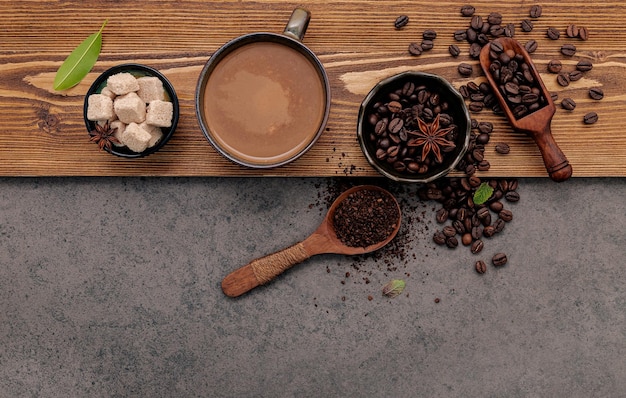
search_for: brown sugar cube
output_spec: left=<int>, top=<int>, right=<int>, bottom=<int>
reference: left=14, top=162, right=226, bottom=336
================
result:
left=107, top=72, right=140, bottom=95
left=86, top=94, right=114, bottom=121
left=114, top=92, right=146, bottom=124
left=145, top=100, right=173, bottom=128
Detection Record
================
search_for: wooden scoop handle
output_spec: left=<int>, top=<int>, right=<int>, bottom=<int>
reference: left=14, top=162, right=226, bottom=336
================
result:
left=531, top=124, right=573, bottom=182
left=221, top=242, right=311, bottom=297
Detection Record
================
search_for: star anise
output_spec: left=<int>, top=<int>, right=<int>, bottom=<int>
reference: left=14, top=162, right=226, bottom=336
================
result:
left=89, top=121, right=119, bottom=151
left=406, top=114, right=456, bottom=163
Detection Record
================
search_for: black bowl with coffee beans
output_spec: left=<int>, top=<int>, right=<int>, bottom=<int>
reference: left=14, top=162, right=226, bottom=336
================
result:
left=358, top=72, right=470, bottom=183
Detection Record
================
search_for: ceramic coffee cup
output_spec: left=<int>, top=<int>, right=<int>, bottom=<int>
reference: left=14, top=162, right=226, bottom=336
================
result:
left=195, top=8, right=331, bottom=168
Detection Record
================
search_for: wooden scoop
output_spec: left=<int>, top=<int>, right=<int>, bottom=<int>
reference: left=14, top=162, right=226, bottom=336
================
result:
left=479, top=37, right=572, bottom=182
left=221, top=185, right=401, bottom=297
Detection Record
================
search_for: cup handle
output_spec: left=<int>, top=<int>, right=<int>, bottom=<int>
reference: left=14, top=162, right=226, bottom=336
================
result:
left=283, top=7, right=311, bottom=41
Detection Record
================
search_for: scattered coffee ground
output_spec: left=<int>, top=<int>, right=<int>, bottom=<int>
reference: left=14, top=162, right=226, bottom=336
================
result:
left=333, top=188, right=399, bottom=248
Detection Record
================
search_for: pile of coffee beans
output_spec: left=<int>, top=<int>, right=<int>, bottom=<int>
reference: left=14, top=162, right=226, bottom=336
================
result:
left=485, top=40, right=548, bottom=119
left=365, top=80, right=464, bottom=176
left=418, top=176, right=519, bottom=272
left=333, top=188, right=399, bottom=248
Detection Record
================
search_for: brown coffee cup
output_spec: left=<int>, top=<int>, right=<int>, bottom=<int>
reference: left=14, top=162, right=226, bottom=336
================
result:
left=195, top=8, right=331, bottom=168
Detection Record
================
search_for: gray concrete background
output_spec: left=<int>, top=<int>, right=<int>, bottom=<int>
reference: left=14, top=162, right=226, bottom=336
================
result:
left=1, top=176, right=625, bottom=397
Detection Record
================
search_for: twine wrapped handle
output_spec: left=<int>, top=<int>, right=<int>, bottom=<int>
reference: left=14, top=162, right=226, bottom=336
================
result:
left=250, top=242, right=309, bottom=284
left=221, top=242, right=311, bottom=297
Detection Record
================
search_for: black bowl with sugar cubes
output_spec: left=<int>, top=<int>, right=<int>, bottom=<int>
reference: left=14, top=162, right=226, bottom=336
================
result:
left=357, top=71, right=470, bottom=183
left=84, top=63, right=179, bottom=158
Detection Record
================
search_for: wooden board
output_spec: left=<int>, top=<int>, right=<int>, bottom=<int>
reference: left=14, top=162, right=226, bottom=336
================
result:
left=1, top=0, right=625, bottom=177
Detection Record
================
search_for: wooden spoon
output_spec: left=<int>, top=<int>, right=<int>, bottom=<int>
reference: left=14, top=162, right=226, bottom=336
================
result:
left=221, top=185, right=401, bottom=297
left=479, top=37, right=573, bottom=182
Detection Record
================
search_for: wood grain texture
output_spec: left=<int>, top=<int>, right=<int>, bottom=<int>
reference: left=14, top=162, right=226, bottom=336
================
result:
left=1, top=0, right=625, bottom=176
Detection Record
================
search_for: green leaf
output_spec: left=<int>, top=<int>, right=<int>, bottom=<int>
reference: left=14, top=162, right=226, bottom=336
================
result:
left=473, top=182, right=494, bottom=205
left=53, top=19, right=107, bottom=91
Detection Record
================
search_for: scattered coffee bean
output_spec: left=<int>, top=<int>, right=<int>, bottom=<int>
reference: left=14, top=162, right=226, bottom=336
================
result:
left=458, top=63, right=473, bottom=77
left=529, top=5, right=543, bottom=18
left=454, top=29, right=468, bottom=41
left=520, top=19, right=534, bottom=32
left=394, top=15, right=409, bottom=29
left=475, top=260, right=487, bottom=274
left=576, top=59, right=593, bottom=72
left=561, top=43, right=577, bottom=56
left=488, top=12, right=503, bottom=25
left=499, top=209, right=513, bottom=222
left=504, top=23, right=516, bottom=37
left=566, top=24, right=579, bottom=38
left=569, top=70, right=584, bottom=82
left=584, top=111, right=599, bottom=124
left=471, top=15, right=483, bottom=30
left=495, top=143, right=510, bottom=154
left=492, top=253, right=508, bottom=267
left=556, top=72, right=570, bottom=87
left=469, top=42, right=482, bottom=58
left=578, top=26, right=589, bottom=41
left=547, top=59, right=562, bottom=73
left=408, top=42, right=423, bottom=56
left=449, top=44, right=461, bottom=57
left=423, top=29, right=437, bottom=40
left=589, top=87, right=604, bottom=100
left=547, top=27, right=560, bottom=40
left=525, top=39, right=538, bottom=53
left=421, top=39, right=434, bottom=51
left=461, top=5, right=476, bottom=17
left=446, top=236, right=459, bottom=248
left=505, top=191, right=520, bottom=202
left=561, top=98, right=576, bottom=111
left=471, top=239, right=484, bottom=254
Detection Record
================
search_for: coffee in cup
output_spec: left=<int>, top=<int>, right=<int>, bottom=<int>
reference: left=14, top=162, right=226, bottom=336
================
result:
left=196, top=8, right=330, bottom=168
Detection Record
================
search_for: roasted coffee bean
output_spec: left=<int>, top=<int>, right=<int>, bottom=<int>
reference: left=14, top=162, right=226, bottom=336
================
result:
left=493, top=218, right=505, bottom=233
left=489, top=201, right=503, bottom=212
left=436, top=208, right=449, bottom=223
left=387, top=101, right=402, bottom=114
left=443, top=225, right=457, bottom=237
left=566, top=24, right=579, bottom=38
left=492, top=253, right=508, bottom=267
left=394, top=15, right=409, bottom=29
left=388, top=117, right=404, bottom=134
left=584, top=111, right=599, bottom=124
left=547, top=59, right=562, bottom=73
left=576, top=59, right=593, bottom=72
left=495, top=143, right=510, bottom=154
left=469, top=43, right=482, bottom=58
left=478, top=159, right=490, bottom=171
left=454, top=29, right=468, bottom=41
left=551, top=92, right=559, bottom=102
left=468, top=175, right=481, bottom=188
left=521, top=19, right=534, bottom=32
left=408, top=42, right=423, bottom=56
left=471, top=15, right=483, bottom=30
left=546, top=27, right=560, bottom=40
left=475, top=260, right=487, bottom=274
left=423, top=29, right=437, bottom=40
left=561, top=44, right=577, bottom=56
left=501, top=23, right=513, bottom=37
left=525, top=39, right=538, bottom=53
left=453, top=220, right=466, bottom=234
left=446, top=236, right=459, bottom=248
left=569, top=70, right=584, bottom=82
left=499, top=209, right=513, bottom=222
left=433, top=231, right=446, bottom=245
left=578, top=26, right=589, bottom=41
left=476, top=206, right=490, bottom=220
left=561, top=98, right=576, bottom=111
left=471, top=239, right=484, bottom=254
left=505, top=191, right=520, bottom=202
left=486, top=12, right=502, bottom=25
left=460, top=5, right=476, bottom=17
left=476, top=133, right=490, bottom=145
left=529, top=5, right=543, bottom=18
left=462, top=233, right=473, bottom=246
left=469, top=102, right=484, bottom=113
left=589, top=88, right=604, bottom=100
left=449, top=44, right=461, bottom=57
left=490, top=40, right=504, bottom=54
left=421, top=39, right=434, bottom=51
left=482, top=225, right=495, bottom=237
left=374, top=119, right=388, bottom=135
left=471, top=226, right=482, bottom=240
left=556, top=72, right=570, bottom=87
left=490, top=24, right=505, bottom=37
left=458, top=63, right=473, bottom=77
